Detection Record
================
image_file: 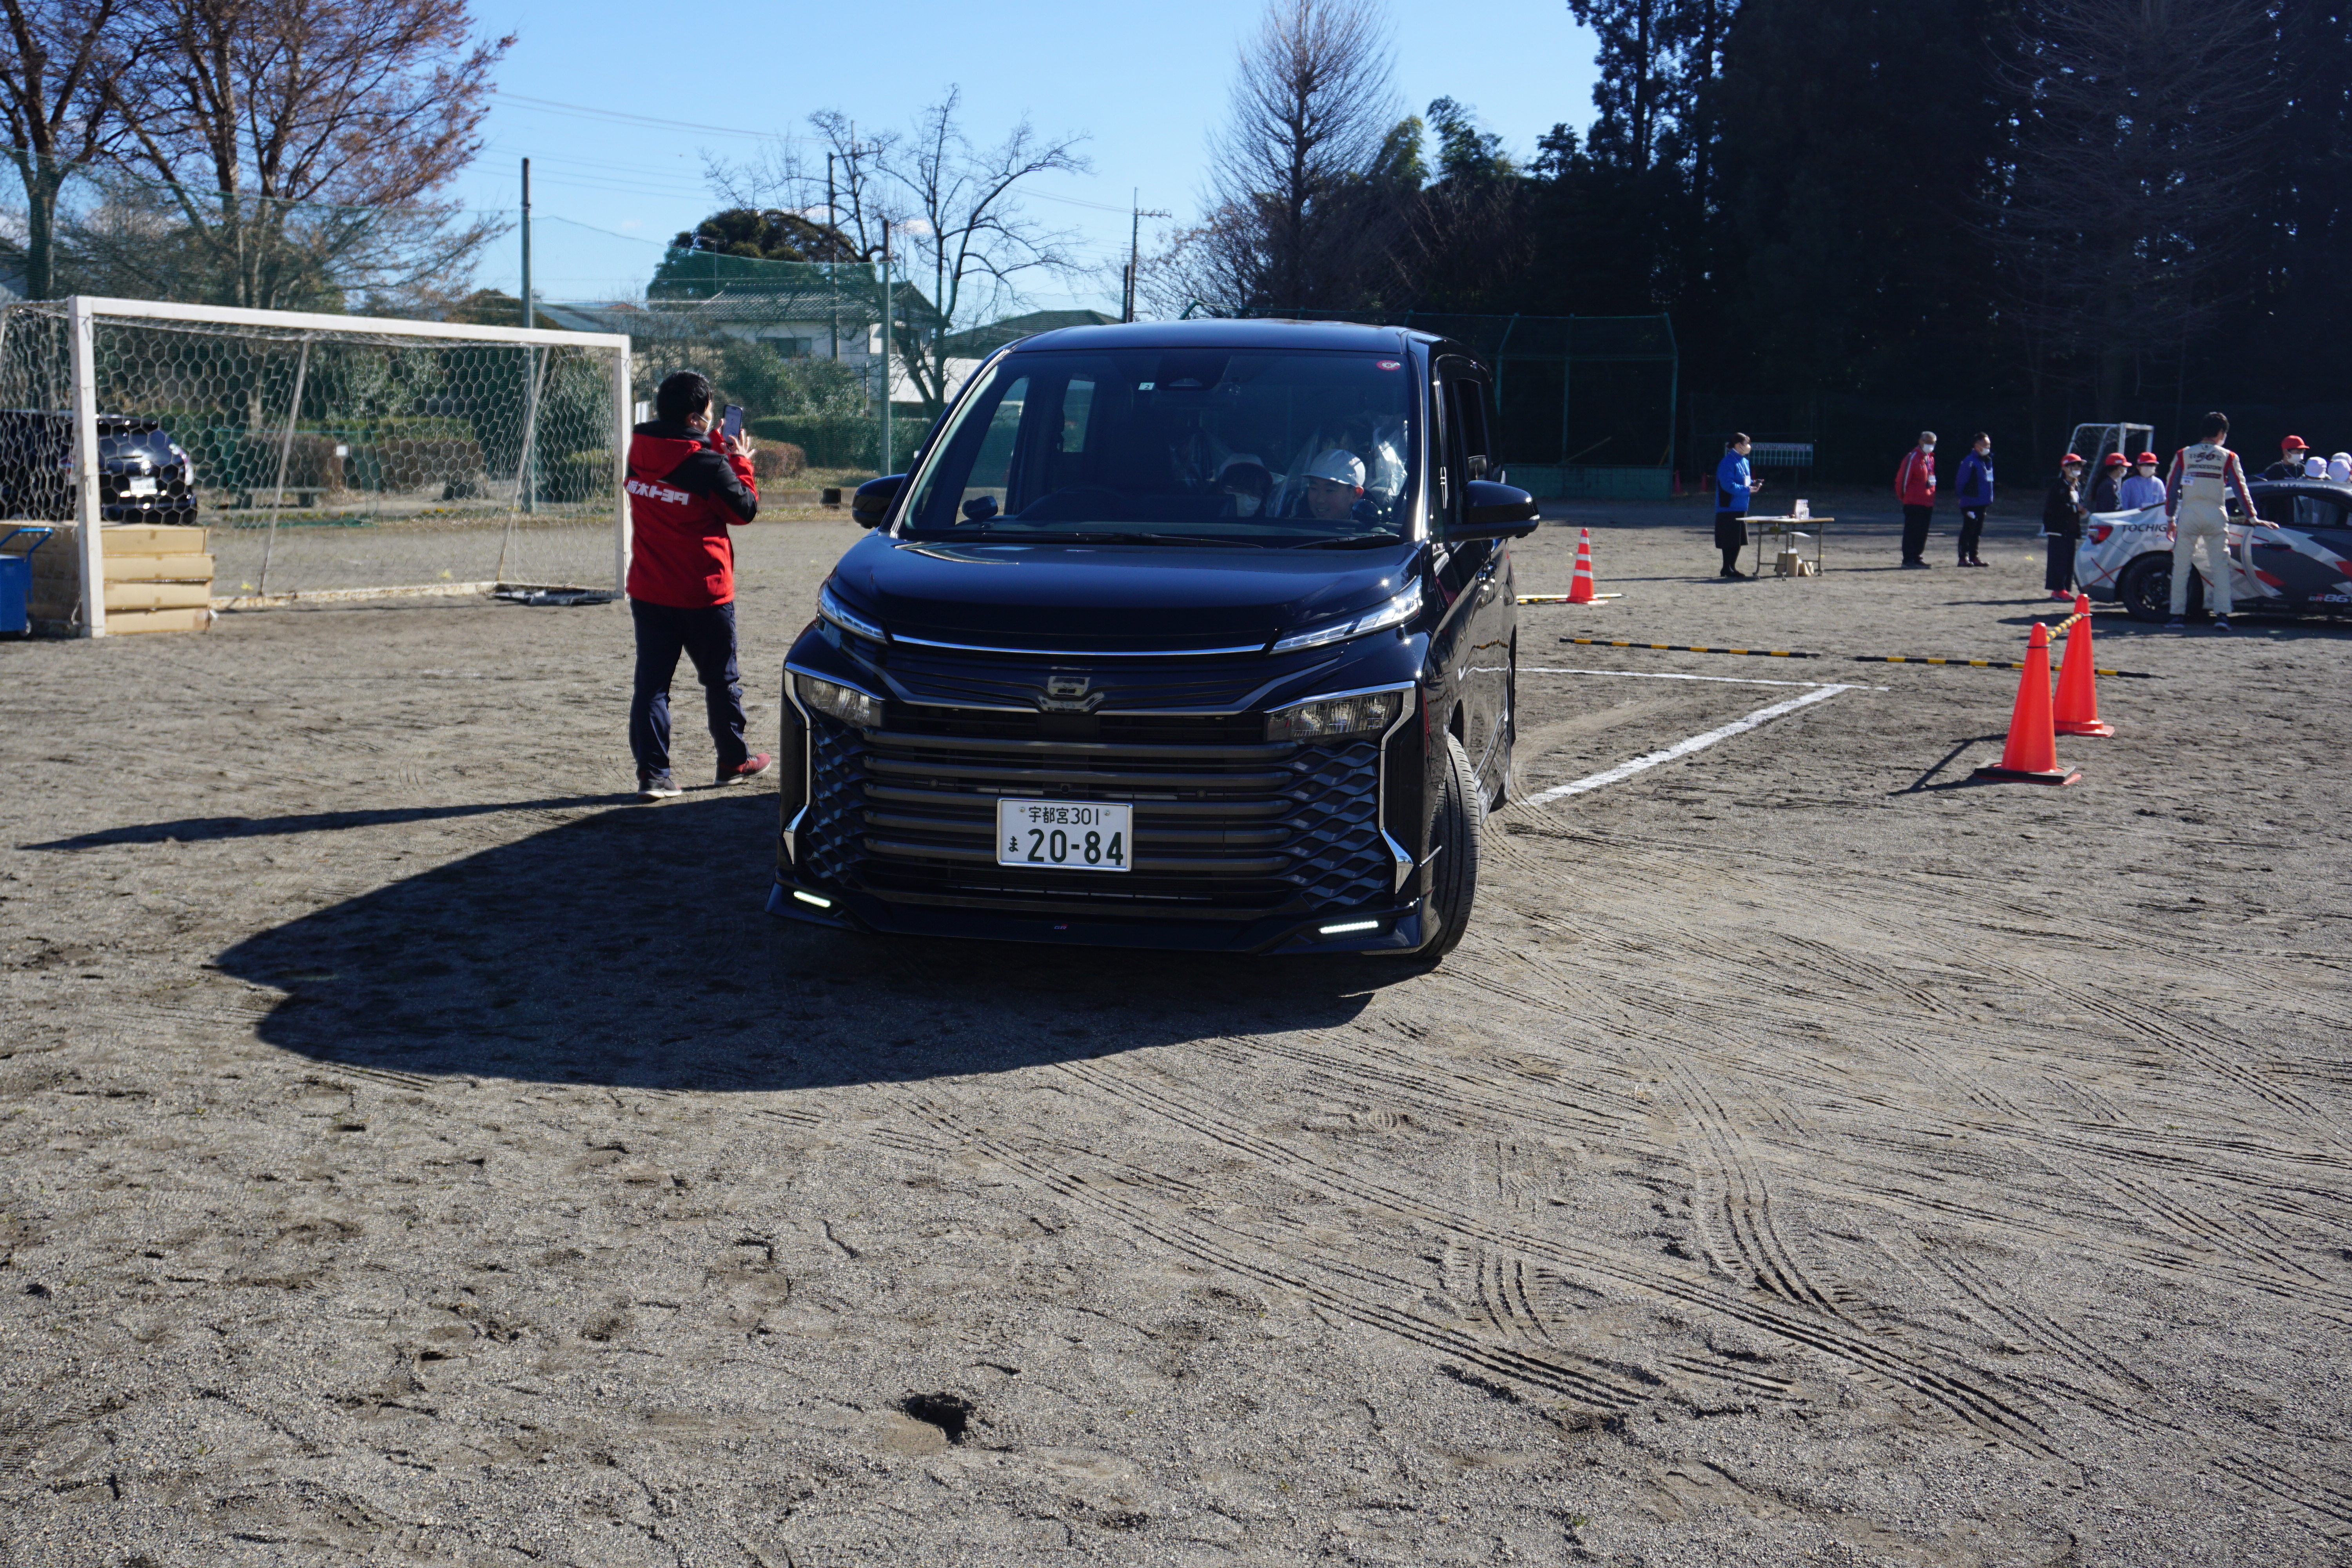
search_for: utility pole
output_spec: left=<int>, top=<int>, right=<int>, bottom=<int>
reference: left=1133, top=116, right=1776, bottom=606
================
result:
left=521, top=157, right=535, bottom=514
left=826, top=152, right=838, bottom=361
left=879, top=221, right=893, bottom=477
left=1125, top=190, right=1169, bottom=323
left=520, top=158, right=533, bottom=330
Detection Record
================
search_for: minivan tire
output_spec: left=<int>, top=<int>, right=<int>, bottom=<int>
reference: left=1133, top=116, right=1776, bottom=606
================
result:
left=1415, top=731, right=1484, bottom=962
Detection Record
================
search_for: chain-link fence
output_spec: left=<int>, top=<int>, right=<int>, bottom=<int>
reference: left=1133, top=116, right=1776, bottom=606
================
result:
left=0, top=298, right=628, bottom=624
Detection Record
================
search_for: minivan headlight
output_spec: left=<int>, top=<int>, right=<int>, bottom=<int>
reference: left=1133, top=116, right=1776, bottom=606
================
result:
left=1269, top=579, right=1421, bottom=653
left=795, top=673, right=885, bottom=728
left=818, top=581, right=886, bottom=642
left=1266, top=686, right=1410, bottom=744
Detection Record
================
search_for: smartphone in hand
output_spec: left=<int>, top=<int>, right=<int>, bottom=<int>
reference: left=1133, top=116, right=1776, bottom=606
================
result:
left=719, top=404, right=744, bottom=443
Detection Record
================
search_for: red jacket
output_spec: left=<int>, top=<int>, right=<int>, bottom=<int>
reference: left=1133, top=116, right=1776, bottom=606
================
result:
left=1894, top=447, right=1937, bottom=507
left=624, top=421, right=759, bottom=607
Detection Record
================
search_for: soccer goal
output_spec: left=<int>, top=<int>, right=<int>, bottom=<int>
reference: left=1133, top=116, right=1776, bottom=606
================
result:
left=0, top=296, right=633, bottom=635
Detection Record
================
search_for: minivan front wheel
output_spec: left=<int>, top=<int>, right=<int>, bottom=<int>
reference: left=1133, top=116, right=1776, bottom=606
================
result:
left=1415, top=731, right=1484, bottom=962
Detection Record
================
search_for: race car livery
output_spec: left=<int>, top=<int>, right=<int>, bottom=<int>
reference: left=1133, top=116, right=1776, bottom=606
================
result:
left=2076, top=478, right=2352, bottom=621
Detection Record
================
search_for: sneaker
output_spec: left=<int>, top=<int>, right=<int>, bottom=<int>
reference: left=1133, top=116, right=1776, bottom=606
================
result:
left=717, top=752, right=774, bottom=786
left=1900, top=559, right=1930, bottom=570
left=638, top=771, right=682, bottom=800
left=2049, top=590, right=2073, bottom=601
left=2164, top=618, right=2186, bottom=630
left=2211, top=617, right=2232, bottom=632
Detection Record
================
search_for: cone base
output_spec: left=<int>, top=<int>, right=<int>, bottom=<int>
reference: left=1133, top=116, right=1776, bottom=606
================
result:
left=2054, top=720, right=2113, bottom=736
left=1970, top=764, right=2083, bottom=785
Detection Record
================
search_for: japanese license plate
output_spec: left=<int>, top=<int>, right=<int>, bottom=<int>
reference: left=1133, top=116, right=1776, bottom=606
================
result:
left=126, top=476, right=158, bottom=496
left=996, top=798, right=1131, bottom=872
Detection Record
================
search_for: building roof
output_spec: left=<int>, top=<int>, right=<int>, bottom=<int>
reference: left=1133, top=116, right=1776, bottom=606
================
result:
left=942, top=308, right=1120, bottom=357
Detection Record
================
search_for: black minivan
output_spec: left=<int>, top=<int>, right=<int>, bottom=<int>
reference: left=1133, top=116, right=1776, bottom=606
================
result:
left=769, top=320, right=1537, bottom=958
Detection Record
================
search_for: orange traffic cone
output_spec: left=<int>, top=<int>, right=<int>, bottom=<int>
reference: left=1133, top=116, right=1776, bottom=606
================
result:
left=1971, top=622, right=2082, bottom=785
left=1568, top=528, right=1597, bottom=604
left=2053, top=592, right=2113, bottom=736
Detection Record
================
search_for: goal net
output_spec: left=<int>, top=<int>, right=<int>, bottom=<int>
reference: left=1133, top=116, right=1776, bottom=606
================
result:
left=0, top=297, right=631, bottom=634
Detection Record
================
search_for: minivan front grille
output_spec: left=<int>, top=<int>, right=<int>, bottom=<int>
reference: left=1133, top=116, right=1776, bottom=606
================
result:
left=801, top=712, right=1391, bottom=919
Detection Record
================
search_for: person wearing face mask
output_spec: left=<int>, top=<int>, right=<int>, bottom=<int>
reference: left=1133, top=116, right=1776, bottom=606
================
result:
left=1215, top=454, right=1274, bottom=518
left=1894, top=430, right=1937, bottom=567
left=2043, top=453, right=2086, bottom=601
left=2261, top=435, right=2310, bottom=481
left=2116, top=452, right=2165, bottom=510
left=1953, top=432, right=1994, bottom=567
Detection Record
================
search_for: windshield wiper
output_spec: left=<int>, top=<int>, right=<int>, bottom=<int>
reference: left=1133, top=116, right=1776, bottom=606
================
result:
left=1060, top=531, right=1265, bottom=548
left=1286, top=533, right=1403, bottom=550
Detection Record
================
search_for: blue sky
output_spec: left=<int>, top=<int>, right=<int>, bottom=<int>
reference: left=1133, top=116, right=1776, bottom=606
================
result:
left=453, top=0, right=1600, bottom=314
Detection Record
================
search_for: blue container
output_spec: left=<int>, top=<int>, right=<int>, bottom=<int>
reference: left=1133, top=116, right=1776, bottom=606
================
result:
left=0, top=528, right=53, bottom=635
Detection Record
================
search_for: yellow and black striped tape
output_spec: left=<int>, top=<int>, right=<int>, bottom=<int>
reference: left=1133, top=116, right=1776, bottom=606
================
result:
left=1559, top=633, right=2153, bottom=679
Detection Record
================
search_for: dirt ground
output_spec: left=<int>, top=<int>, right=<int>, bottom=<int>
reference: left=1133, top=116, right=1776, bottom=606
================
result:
left=3, top=486, right=2348, bottom=1566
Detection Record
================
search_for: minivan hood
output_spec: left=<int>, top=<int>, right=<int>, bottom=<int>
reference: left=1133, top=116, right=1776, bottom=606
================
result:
left=836, top=533, right=1417, bottom=649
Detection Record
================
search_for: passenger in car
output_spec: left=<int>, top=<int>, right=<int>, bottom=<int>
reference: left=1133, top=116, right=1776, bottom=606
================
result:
left=1297, top=449, right=1372, bottom=523
left=1215, top=454, right=1276, bottom=517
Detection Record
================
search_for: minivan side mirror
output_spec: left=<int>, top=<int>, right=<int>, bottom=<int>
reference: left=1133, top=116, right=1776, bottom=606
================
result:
left=852, top=474, right=905, bottom=529
left=1449, top=479, right=1541, bottom=541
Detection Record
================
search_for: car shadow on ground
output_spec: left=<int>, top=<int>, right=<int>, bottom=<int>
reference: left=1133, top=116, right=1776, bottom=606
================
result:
left=206, top=793, right=1382, bottom=1093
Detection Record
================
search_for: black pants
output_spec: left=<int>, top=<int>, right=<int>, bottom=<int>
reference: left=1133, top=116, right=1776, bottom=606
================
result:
left=1901, top=505, right=1934, bottom=562
left=1957, top=507, right=1987, bottom=562
left=2045, top=536, right=2077, bottom=594
left=1713, top=510, right=1745, bottom=573
left=629, top=597, right=750, bottom=779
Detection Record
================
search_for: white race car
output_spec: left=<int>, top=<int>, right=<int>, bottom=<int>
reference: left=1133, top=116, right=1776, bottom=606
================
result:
left=2075, top=478, right=2352, bottom=621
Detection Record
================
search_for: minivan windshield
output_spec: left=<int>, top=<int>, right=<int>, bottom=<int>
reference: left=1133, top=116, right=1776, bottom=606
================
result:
left=902, top=348, right=1418, bottom=546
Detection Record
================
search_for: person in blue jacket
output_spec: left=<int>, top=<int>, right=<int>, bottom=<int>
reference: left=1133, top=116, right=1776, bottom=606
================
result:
left=1713, top=433, right=1761, bottom=578
left=1953, top=432, right=1994, bottom=568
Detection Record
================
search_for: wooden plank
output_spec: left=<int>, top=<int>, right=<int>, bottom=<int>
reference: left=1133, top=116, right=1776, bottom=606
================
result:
left=98, top=606, right=213, bottom=634
left=31, top=553, right=214, bottom=583
left=92, top=524, right=207, bottom=554
left=104, top=580, right=212, bottom=611
left=3, top=524, right=206, bottom=557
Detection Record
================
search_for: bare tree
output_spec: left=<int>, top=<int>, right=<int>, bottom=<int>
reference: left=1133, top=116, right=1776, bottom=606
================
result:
left=87, top=0, right=511, bottom=310
left=1174, top=0, right=1404, bottom=313
left=0, top=0, right=132, bottom=298
left=1988, top=0, right=2278, bottom=415
left=708, top=91, right=1087, bottom=418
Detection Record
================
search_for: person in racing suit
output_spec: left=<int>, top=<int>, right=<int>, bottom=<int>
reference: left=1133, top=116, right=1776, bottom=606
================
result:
left=2163, top=411, right=2275, bottom=632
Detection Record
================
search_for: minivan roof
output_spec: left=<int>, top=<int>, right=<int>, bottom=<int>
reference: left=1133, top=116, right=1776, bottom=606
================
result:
left=1008, top=318, right=1434, bottom=355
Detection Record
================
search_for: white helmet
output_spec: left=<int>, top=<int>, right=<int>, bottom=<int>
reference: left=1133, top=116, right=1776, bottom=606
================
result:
left=1304, top=449, right=1365, bottom=489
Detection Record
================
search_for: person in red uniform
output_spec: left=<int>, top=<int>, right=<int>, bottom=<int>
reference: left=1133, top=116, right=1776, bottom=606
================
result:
left=1894, top=430, right=1938, bottom=567
left=625, top=369, right=769, bottom=800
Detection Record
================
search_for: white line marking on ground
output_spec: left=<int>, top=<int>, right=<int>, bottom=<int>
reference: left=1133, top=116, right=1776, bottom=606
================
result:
left=1524, top=684, right=1857, bottom=805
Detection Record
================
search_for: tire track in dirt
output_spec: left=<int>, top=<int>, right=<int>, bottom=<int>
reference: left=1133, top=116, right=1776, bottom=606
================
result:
left=1648, top=1056, right=1851, bottom=1319
left=890, top=1090, right=1661, bottom=1414
left=1036, top=1055, right=2053, bottom=1452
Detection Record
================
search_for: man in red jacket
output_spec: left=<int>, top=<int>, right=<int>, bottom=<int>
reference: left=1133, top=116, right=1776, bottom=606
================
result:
left=1893, top=430, right=1937, bottom=568
left=626, top=369, right=770, bottom=800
